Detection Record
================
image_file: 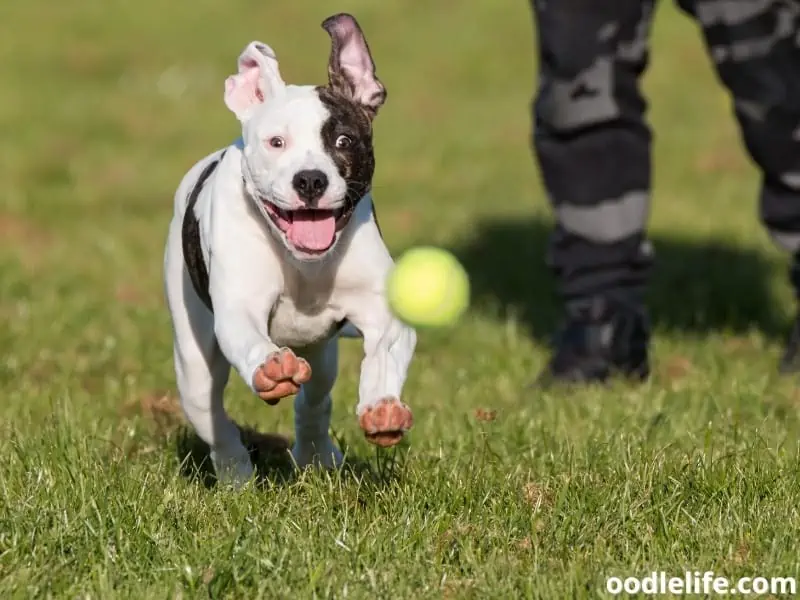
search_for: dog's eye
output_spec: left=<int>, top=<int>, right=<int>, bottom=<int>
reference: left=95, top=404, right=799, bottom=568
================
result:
left=268, top=136, right=285, bottom=149
left=335, top=135, right=352, bottom=149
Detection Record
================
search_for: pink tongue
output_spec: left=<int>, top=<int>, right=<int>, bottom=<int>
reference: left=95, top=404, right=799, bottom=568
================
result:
left=287, top=211, right=337, bottom=251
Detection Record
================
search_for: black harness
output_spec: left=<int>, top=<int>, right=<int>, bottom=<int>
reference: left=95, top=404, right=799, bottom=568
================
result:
left=181, top=151, right=225, bottom=312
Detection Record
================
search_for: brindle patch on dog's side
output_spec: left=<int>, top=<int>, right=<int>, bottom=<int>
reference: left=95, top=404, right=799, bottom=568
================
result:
left=182, top=153, right=225, bottom=312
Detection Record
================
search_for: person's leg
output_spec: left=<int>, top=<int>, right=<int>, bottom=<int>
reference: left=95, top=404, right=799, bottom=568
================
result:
left=677, top=0, right=800, bottom=371
left=530, top=0, right=658, bottom=384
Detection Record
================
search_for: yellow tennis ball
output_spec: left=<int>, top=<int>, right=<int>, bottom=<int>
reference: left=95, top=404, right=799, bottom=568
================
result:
left=387, top=247, right=470, bottom=328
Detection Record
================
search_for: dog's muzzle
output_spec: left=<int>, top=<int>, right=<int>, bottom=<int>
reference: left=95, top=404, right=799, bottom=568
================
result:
left=258, top=193, right=358, bottom=255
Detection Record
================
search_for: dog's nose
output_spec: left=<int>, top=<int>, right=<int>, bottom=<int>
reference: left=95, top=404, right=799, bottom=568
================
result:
left=292, top=169, right=329, bottom=203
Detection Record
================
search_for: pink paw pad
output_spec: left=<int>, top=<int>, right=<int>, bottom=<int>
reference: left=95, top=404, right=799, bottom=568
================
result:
left=358, top=397, right=413, bottom=447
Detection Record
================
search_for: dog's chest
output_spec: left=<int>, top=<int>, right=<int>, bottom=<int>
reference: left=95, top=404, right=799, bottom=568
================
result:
left=268, top=292, right=344, bottom=349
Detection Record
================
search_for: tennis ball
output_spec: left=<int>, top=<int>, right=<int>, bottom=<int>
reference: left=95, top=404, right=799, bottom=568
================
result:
left=387, top=247, right=470, bottom=328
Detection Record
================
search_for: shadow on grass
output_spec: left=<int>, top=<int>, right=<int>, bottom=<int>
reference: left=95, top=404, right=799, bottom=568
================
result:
left=174, top=424, right=407, bottom=491
left=446, top=216, right=789, bottom=344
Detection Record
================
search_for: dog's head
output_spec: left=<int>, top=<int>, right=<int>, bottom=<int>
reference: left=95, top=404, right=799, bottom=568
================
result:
left=224, top=13, right=386, bottom=262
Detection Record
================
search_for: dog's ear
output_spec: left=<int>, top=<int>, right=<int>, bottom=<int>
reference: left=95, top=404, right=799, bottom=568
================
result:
left=321, top=13, right=386, bottom=119
left=224, top=41, right=286, bottom=123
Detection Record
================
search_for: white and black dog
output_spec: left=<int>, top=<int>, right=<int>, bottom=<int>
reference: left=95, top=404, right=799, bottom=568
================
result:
left=163, top=14, right=416, bottom=486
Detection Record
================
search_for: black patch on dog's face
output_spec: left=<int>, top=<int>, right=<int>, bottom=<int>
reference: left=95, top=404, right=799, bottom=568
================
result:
left=316, top=86, right=375, bottom=212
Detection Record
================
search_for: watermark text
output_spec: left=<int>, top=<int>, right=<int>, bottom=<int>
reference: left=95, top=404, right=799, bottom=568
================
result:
left=606, top=571, right=796, bottom=596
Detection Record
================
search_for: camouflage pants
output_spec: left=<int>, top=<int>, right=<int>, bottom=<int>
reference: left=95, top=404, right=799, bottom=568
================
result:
left=530, top=0, right=800, bottom=303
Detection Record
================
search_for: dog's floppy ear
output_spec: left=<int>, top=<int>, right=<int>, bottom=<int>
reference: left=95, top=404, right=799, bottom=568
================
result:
left=321, top=13, right=386, bottom=119
left=224, top=41, right=286, bottom=123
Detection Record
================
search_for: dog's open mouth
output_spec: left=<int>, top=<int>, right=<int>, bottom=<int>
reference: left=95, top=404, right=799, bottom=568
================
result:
left=262, top=200, right=353, bottom=255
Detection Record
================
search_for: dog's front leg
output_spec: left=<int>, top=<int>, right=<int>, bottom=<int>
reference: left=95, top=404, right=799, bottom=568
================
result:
left=348, top=306, right=417, bottom=447
left=213, top=295, right=313, bottom=404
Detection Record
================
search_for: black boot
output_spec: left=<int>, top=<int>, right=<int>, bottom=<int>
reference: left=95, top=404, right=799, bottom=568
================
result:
left=536, top=296, right=651, bottom=387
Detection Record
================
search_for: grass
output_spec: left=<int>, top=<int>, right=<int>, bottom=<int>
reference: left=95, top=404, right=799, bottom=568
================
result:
left=1, top=0, right=800, bottom=597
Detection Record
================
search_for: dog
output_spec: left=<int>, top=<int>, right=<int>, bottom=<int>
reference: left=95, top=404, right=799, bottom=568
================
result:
left=163, top=13, right=416, bottom=487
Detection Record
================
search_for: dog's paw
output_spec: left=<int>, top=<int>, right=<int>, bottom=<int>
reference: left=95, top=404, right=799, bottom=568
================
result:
left=253, top=348, right=312, bottom=405
left=358, top=397, right=413, bottom=447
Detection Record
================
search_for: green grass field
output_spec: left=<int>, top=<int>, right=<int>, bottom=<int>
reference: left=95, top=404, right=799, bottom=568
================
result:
left=2, top=0, right=800, bottom=597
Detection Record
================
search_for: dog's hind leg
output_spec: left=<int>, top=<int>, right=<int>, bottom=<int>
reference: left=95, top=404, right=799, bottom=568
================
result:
left=290, top=338, right=344, bottom=469
left=164, top=226, right=254, bottom=487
